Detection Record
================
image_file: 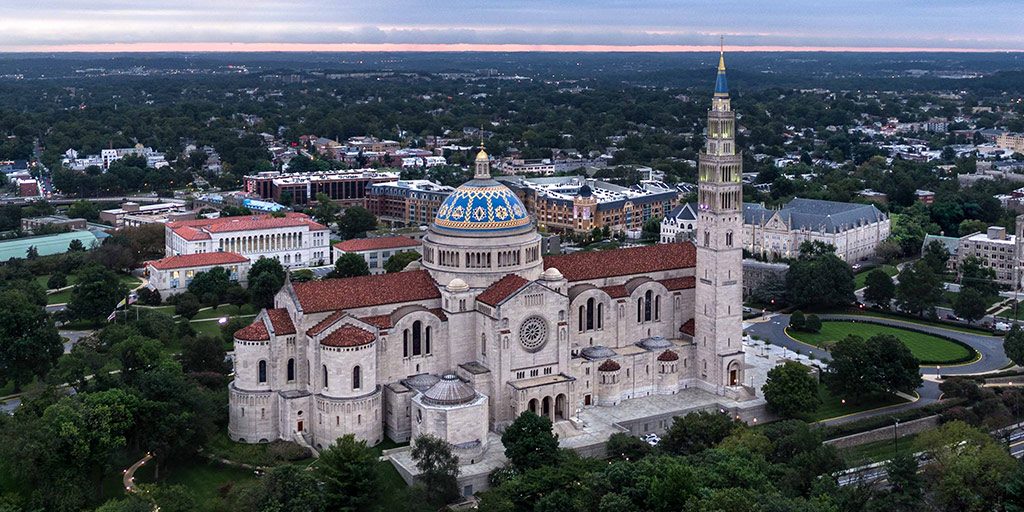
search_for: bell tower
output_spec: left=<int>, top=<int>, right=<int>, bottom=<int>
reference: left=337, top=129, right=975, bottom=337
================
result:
left=694, top=44, right=747, bottom=394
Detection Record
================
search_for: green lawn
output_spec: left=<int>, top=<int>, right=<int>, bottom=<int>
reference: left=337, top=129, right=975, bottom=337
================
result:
left=850, top=310, right=994, bottom=336
left=854, top=264, right=898, bottom=290
left=806, top=385, right=909, bottom=422
left=46, top=287, right=74, bottom=305
left=788, top=321, right=974, bottom=364
left=35, top=273, right=80, bottom=290
left=134, top=456, right=257, bottom=511
left=941, top=291, right=1003, bottom=309
left=133, top=305, right=176, bottom=316
left=192, top=304, right=257, bottom=321
left=189, top=315, right=255, bottom=338
left=839, top=433, right=919, bottom=467
left=204, top=431, right=313, bottom=467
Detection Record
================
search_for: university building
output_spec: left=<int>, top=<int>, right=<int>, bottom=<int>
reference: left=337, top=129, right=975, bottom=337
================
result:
left=164, top=212, right=331, bottom=268
left=742, top=198, right=890, bottom=262
left=244, top=170, right=399, bottom=207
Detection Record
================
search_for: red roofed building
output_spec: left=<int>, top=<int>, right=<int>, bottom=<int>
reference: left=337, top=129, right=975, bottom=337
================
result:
left=164, top=212, right=330, bottom=269
left=145, top=251, right=250, bottom=297
left=332, top=236, right=421, bottom=274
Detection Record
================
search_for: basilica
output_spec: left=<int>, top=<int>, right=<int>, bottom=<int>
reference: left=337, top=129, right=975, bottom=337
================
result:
left=228, top=52, right=756, bottom=459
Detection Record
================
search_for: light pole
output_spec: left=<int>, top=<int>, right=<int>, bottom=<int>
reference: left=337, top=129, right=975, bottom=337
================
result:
left=893, top=419, right=900, bottom=456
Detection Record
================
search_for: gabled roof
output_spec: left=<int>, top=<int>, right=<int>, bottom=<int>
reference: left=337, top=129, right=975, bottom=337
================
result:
left=660, top=276, right=696, bottom=291
left=744, top=198, right=887, bottom=234
left=168, top=212, right=327, bottom=240
left=680, top=319, right=695, bottom=336
left=476, top=274, right=530, bottom=307
left=266, top=308, right=296, bottom=335
left=292, top=269, right=441, bottom=314
left=665, top=202, right=698, bottom=222
left=334, top=236, right=420, bottom=253
left=147, top=252, right=248, bottom=270
left=543, top=243, right=696, bottom=282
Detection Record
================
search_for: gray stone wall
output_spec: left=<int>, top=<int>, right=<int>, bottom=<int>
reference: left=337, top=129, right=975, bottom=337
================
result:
left=824, top=415, right=939, bottom=449
left=742, top=259, right=788, bottom=298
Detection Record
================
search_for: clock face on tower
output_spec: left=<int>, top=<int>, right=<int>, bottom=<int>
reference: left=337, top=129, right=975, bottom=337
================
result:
left=519, top=316, right=549, bottom=352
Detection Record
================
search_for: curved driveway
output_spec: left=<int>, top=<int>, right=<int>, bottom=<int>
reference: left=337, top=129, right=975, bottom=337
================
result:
left=745, top=313, right=1010, bottom=421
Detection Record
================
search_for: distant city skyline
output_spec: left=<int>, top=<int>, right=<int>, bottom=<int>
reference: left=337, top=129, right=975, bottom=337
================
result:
left=0, top=0, right=1021, bottom=52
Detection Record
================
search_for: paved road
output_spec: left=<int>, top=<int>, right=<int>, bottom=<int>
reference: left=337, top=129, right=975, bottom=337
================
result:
left=745, top=313, right=1011, bottom=424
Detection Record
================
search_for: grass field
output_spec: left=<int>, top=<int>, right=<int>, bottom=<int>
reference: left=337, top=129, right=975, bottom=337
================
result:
left=34, top=273, right=80, bottom=290
left=46, top=287, right=74, bottom=305
left=134, top=456, right=257, bottom=511
left=850, top=310, right=994, bottom=336
left=853, top=264, right=898, bottom=290
left=45, top=273, right=143, bottom=305
left=806, top=385, right=909, bottom=422
left=189, top=315, right=256, bottom=338
left=788, top=321, right=974, bottom=364
left=839, top=433, right=919, bottom=467
left=192, top=304, right=257, bottom=321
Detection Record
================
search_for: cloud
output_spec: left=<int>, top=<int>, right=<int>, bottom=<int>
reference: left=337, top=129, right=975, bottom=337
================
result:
left=0, top=1, right=1019, bottom=51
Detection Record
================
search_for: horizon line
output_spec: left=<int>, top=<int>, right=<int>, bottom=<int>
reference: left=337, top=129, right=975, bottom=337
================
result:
left=2, top=42, right=1022, bottom=53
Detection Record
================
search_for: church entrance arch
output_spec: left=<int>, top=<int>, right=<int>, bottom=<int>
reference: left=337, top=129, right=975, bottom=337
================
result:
left=542, top=396, right=552, bottom=419
left=555, top=394, right=566, bottom=420
left=528, top=398, right=539, bottom=415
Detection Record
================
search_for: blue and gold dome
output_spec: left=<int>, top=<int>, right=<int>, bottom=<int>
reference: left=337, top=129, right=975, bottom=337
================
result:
left=432, top=179, right=532, bottom=235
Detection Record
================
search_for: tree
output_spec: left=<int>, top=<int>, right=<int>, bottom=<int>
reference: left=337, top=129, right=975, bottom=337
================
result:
left=67, top=200, right=100, bottom=221
left=337, top=206, right=377, bottom=239
left=804, top=314, right=822, bottom=333
left=47, top=272, right=68, bottom=290
left=762, top=361, right=821, bottom=418
left=25, top=245, right=38, bottom=259
left=959, top=219, right=988, bottom=237
left=173, top=292, right=201, bottom=319
left=113, top=336, right=163, bottom=383
left=66, top=264, right=128, bottom=323
left=915, top=420, right=1017, bottom=512
left=953, top=287, right=988, bottom=324
left=181, top=335, right=229, bottom=374
left=329, top=253, right=370, bottom=279
left=875, top=238, right=903, bottom=263
left=234, top=464, right=327, bottom=512
left=661, top=410, right=739, bottom=456
left=1005, top=324, right=1024, bottom=368
left=789, top=311, right=806, bottom=330
left=785, top=250, right=855, bottom=309
left=311, top=193, right=340, bottom=227
left=411, top=435, right=461, bottom=505
left=248, top=258, right=286, bottom=309
left=186, top=267, right=232, bottom=305
left=316, top=434, right=381, bottom=512
left=0, top=289, right=63, bottom=391
left=824, top=334, right=922, bottom=399
left=68, top=238, right=86, bottom=252
left=384, top=251, right=421, bottom=273
left=501, top=411, right=560, bottom=471
left=864, top=269, right=896, bottom=306
left=605, top=432, right=651, bottom=461
left=291, top=269, right=315, bottom=282
left=961, top=256, right=998, bottom=297
left=895, top=261, right=944, bottom=316
left=922, top=239, right=951, bottom=274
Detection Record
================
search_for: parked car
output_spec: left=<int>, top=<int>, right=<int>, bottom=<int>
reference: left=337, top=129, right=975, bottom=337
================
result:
left=642, top=433, right=661, bottom=446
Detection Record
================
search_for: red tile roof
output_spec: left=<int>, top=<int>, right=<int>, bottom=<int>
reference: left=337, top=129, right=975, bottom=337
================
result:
left=293, top=269, right=441, bottom=314
left=601, top=285, right=628, bottom=298
left=660, top=276, right=696, bottom=291
left=320, top=324, right=376, bottom=347
left=360, top=308, right=447, bottom=330
left=168, top=212, right=327, bottom=239
left=598, top=359, right=621, bottom=371
left=148, top=252, right=248, bottom=270
left=235, top=318, right=270, bottom=341
left=543, top=243, right=696, bottom=282
left=266, top=308, right=296, bottom=335
left=307, top=311, right=344, bottom=337
left=681, top=319, right=695, bottom=336
left=476, top=274, right=529, bottom=307
left=334, top=236, right=420, bottom=253
left=657, top=350, right=679, bottom=362
left=172, top=226, right=212, bottom=241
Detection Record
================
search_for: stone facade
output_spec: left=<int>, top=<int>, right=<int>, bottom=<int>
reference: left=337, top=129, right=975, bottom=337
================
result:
left=227, top=59, right=755, bottom=459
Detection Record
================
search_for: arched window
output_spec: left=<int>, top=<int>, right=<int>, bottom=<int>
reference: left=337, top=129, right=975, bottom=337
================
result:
left=257, top=360, right=267, bottom=383
left=644, top=290, right=653, bottom=322
left=578, top=305, right=585, bottom=332
left=481, top=334, right=486, bottom=355
left=286, top=358, right=295, bottom=381
left=412, top=320, right=422, bottom=356
left=352, top=365, right=362, bottom=390
left=403, top=329, right=409, bottom=358
left=654, top=295, right=661, bottom=321
left=636, top=297, right=642, bottom=323
left=586, top=298, right=595, bottom=331
left=425, top=326, right=432, bottom=355
left=597, top=303, right=604, bottom=329
left=322, top=365, right=329, bottom=388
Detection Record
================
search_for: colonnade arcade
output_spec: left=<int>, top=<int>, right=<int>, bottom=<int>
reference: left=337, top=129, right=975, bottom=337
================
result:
left=219, top=232, right=304, bottom=254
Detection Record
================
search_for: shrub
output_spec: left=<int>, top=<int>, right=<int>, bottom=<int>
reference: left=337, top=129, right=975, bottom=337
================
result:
left=789, top=311, right=806, bottom=330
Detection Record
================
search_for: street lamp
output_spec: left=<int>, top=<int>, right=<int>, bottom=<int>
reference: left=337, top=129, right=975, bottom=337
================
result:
left=893, top=419, right=900, bottom=456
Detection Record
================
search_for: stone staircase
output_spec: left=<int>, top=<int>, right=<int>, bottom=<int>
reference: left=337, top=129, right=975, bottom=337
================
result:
left=292, top=430, right=319, bottom=457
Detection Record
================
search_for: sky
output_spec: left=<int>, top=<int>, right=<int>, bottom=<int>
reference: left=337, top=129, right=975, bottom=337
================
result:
left=0, top=0, right=1020, bottom=52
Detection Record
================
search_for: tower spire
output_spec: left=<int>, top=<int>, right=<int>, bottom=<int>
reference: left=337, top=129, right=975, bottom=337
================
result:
left=474, top=134, right=490, bottom=180
left=715, top=37, right=729, bottom=96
